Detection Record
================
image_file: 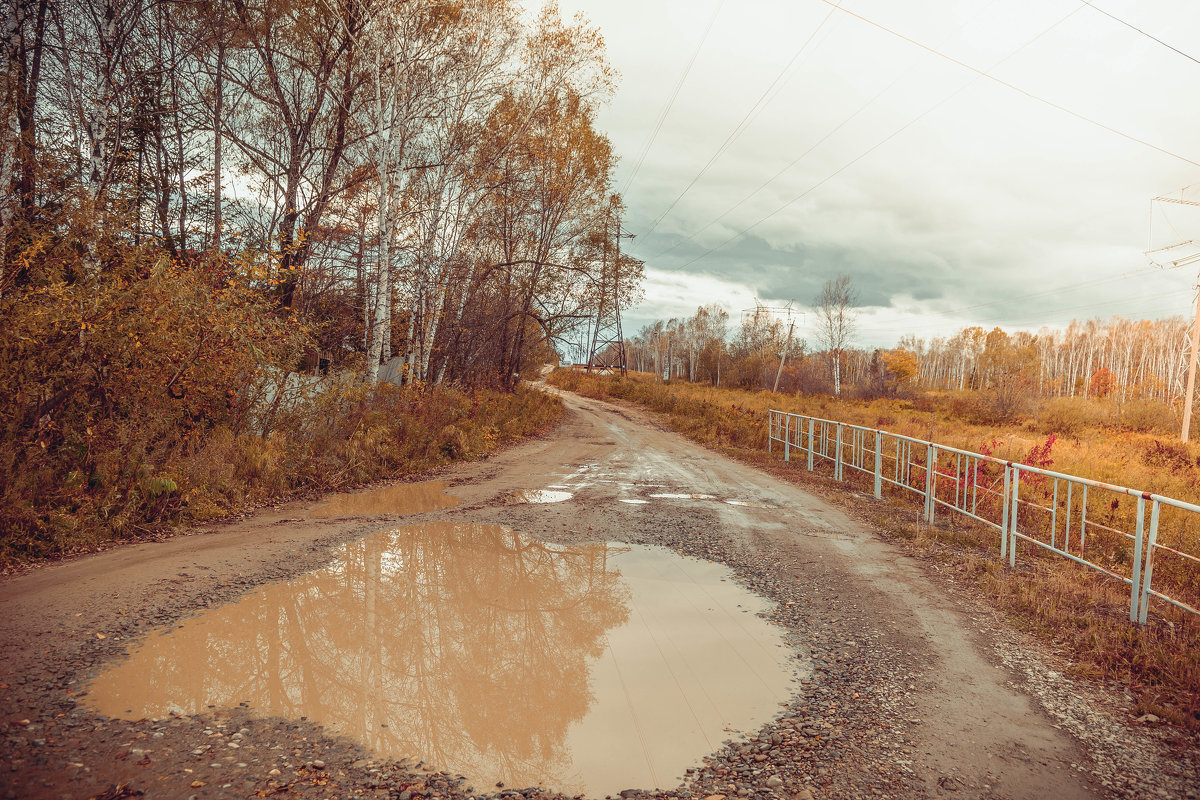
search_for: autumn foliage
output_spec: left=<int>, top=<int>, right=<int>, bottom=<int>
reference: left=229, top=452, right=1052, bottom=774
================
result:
left=0, top=0, right=633, bottom=563
left=0, top=250, right=564, bottom=565
left=549, top=369, right=1200, bottom=731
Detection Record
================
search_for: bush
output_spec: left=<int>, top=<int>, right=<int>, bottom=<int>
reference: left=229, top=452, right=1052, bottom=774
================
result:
left=1037, top=397, right=1095, bottom=436
left=1118, top=400, right=1177, bottom=435
left=0, top=259, right=565, bottom=566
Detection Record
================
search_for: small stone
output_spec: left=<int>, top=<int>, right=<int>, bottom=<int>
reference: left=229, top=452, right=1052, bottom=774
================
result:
left=1136, top=713, right=1160, bottom=724
left=794, top=790, right=815, bottom=800
left=766, top=776, right=784, bottom=790
left=312, top=759, right=325, bottom=769
left=190, top=781, right=206, bottom=789
left=269, top=769, right=281, bottom=776
left=704, top=795, right=727, bottom=800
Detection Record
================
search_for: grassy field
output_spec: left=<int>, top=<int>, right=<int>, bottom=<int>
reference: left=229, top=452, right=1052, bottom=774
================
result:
left=547, top=368, right=1200, bottom=734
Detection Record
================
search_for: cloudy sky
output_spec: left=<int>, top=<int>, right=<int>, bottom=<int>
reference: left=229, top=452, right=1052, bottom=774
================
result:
left=549, top=0, right=1200, bottom=348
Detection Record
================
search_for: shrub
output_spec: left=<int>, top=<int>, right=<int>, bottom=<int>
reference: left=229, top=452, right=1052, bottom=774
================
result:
left=1037, top=397, right=1093, bottom=436
left=0, top=256, right=565, bottom=565
left=1118, top=400, right=1177, bottom=435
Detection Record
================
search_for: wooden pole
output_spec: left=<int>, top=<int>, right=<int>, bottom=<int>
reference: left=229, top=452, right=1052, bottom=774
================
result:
left=773, top=318, right=795, bottom=393
left=1182, top=281, right=1200, bottom=443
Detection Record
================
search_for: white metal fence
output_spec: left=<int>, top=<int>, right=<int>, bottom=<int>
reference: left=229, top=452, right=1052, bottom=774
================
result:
left=768, top=410, right=1200, bottom=624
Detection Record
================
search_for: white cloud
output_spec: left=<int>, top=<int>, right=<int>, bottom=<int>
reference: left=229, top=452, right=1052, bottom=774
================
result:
left=548, top=0, right=1200, bottom=344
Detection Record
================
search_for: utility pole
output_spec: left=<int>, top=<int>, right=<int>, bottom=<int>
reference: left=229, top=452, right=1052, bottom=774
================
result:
left=1145, top=188, right=1200, bottom=442
left=1183, top=282, right=1200, bottom=442
left=743, top=302, right=803, bottom=393
left=773, top=318, right=795, bottom=394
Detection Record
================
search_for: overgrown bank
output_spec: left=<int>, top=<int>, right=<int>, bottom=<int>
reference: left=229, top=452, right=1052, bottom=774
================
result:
left=1, top=374, right=562, bottom=568
left=547, top=368, right=1200, bottom=735
left=0, top=262, right=564, bottom=567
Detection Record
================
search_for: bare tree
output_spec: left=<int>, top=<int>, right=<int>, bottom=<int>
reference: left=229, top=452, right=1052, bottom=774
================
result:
left=814, top=274, right=858, bottom=397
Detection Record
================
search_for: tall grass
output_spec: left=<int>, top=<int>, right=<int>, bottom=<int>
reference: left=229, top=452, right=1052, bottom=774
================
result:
left=0, top=380, right=563, bottom=567
left=548, top=369, right=1200, bottom=732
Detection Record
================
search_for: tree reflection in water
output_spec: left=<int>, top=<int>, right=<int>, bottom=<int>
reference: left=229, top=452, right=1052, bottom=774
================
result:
left=87, top=523, right=631, bottom=792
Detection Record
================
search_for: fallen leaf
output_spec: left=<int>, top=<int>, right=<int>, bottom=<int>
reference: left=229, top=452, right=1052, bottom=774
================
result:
left=96, top=633, right=106, bottom=640
left=88, top=783, right=144, bottom=800
left=190, top=781, right=206, bottom=788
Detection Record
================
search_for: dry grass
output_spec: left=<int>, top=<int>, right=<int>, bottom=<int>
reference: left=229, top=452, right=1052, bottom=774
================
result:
left=548, top=369, right=1200, bottom=733
left=1, top=380, right=564, bottom=567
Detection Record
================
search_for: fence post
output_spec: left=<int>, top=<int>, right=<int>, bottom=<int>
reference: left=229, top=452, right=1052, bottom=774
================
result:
left=807, top=419, right=815, bottom=471
left=1000, top=466, right=1011, bottom=560
left=768, top=411, right=774, bottom=454
left=1129, top=494, right=1146, bottom=623
left=874, top=432, right=883, bottom=500
left=924, top=444, right=936, bottom=524
left=1008, top=467, right=1021, bottom=568
left=835, top=424, right=844, bottom=481
left=784, top=414, right=791, bottom=462
left=1138, top=500, right=1160, bottom=625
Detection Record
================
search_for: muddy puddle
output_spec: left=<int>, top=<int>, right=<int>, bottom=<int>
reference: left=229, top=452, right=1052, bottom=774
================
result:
left=503, top=489, right=573, bottom=504
left=85, top=524, right=798, bottom=797
left=310, top=480, right=460, bottom=517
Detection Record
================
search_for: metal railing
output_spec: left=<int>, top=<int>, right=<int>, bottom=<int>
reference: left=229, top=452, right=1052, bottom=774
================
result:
left=768, top=410, right=1200, bottom=624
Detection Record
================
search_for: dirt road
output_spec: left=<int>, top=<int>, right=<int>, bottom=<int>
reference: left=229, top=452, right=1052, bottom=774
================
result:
left=0, top=389, right=1193, bottom=800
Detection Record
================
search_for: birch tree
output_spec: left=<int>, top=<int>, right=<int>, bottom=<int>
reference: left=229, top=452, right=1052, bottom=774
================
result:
left=814, top=274, right=857, bottom=396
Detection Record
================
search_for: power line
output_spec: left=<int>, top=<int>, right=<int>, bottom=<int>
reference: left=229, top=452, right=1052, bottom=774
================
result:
left=814, top=0, right=1200, bottom=170
left=619, top=0, right=727, bottom=198
left=641, top=3, right=841, bottom=237
left=644, top=0, right=1011, bottom=263
left=659, top=0, right=1198, bottom=274
left=646, top=66, right=903, bottom=262
left=1079, top=0, right=1200, bottom=67
left=664, top=68, right=989, bottom=271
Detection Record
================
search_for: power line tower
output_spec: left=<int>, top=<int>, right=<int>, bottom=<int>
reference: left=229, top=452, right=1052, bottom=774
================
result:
left=741, top=302, right=804, bottom=392
left=1145, top=185, right=1200, bottom=442
left=587, top=210, right=635, bottom=375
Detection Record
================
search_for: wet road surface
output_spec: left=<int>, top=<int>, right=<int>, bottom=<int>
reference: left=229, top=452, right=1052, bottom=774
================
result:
left=3, top=387, right=1176, bottom=799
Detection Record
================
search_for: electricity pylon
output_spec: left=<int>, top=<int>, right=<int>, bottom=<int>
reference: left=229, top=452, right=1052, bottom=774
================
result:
left=587, top=214, right=635, bottom=376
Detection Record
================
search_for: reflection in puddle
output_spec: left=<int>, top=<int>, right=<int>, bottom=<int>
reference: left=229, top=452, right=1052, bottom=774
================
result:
left=649, top=493, right=717, bottom=500
left=311, top=480, right=460, bottom=517
left=505, top=489, right=573, bottom=504
left=618, top=499, right=650, bottom=505
left=724, top=500, right=771, bottom=509
left=86, top=525, right=797, bottom=797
